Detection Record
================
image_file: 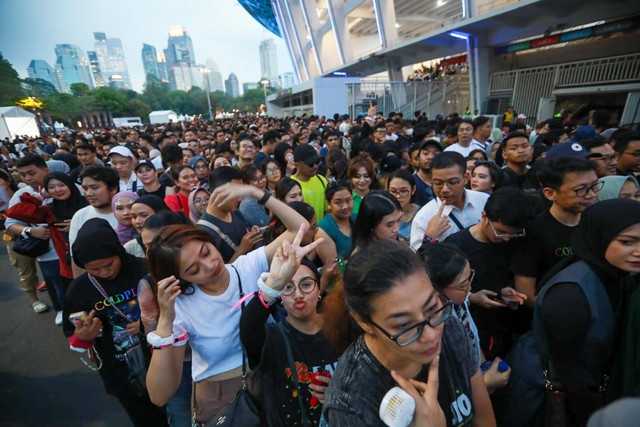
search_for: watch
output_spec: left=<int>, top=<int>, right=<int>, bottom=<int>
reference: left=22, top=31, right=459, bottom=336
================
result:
left=257, top=190, right=272, bottom=205
left=21, top=227, right=32, bottom=239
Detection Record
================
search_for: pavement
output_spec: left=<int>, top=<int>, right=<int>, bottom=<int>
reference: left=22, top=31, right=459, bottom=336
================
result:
left=0, top=247, right=132, bottom=427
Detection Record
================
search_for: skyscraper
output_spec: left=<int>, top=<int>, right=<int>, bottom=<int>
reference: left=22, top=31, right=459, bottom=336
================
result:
left=259, top=39, right=279, bottom=88
left=205, top=59, right=224, bottom=93
left=93, top=32, right=132, bottom=89
left=53, top=44, right=94, bottom=93
left=225, top=73, right=240, bottom=98
left=27, top=60, right=58, bottom=88
left=86, top=51, right=106, bottom=87
left=141, top=44, right=161, bottom=81
left=280, top=72, right=295, bottom=89
left=156, top=52, right=168, bottom=83
left=165, top=26, right=196, bottom=91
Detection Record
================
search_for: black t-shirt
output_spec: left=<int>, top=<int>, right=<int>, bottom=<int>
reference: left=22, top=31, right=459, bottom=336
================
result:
left=500, top=166, right=527, bottom=189
left=324, top=317, right=478, bottom=427
left=198, top=210, right=248, bottom=262
left=511, top=210, right=576, bottom=285
left=63, top=255, right=149, bottom=394
left=446, top=228, right=522, bottom=356
left=137, top=183, right=168, bottom=199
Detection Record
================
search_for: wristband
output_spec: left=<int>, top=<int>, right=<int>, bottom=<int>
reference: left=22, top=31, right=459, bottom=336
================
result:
left=258, top=289, right=279, bottom=308
left=258, top=272, right=283, bottom=298
left=21, top=227, right=32, bottom=239
left=424, top=235, right=439, bottom=244
left=258, top=190, right=272, bottom=205
left=147, top=328, right=189, bottom=349
left=69, top=333, right=93, bottom=349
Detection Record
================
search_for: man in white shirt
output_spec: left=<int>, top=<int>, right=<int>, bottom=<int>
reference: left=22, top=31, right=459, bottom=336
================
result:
left=444, top=119, right=476, bottom=157
left=69, top=166, right=119, bottom=277
left=107, top=146, right=138, bottom=192
left=410, top=151, right=489, bottom=249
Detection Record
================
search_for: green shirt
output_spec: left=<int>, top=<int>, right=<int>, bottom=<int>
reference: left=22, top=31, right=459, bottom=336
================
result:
left=292, top=174, right=328, bottom=221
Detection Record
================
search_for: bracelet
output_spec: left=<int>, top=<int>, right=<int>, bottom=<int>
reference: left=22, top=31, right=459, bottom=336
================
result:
left=21, top=227, right=32, bottom=239
left=147, top=328, right=189, bottom=350
left=258, top=289, right=279, bottom=309
left=424, top=235, right=439, bottom=244
left=258, top=272, right=283, bottom=298
left=258, top=190, right=272, bottom=205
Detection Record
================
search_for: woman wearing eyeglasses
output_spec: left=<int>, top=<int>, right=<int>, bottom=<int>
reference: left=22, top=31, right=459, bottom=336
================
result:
left=419, top=243, right=512, bottom=394
left=260, top=159, right=282, bottom=193
left=239, top=165, right=271, bottom=228
left=240, top=257, right=338, bottom=426
left=387, top=168, right=420, bottom=243
left=323, top=240, right=496, bottom=427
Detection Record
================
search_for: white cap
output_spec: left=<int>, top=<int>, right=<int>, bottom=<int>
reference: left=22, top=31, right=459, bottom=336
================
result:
left=517, top=114, right=527, bottom=119
left=149, top=149, right=161, bottom=159
left=107, top=146, right=135, bottom=159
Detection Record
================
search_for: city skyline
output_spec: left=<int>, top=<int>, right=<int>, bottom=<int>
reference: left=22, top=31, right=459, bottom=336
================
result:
left=0, top=0, right=293, bottom=94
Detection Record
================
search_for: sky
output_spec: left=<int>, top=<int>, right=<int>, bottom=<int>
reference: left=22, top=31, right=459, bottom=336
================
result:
left=0, top=0, right=293, bottom=93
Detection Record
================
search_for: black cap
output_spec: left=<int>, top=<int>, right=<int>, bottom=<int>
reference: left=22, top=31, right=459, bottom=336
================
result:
left=135, top=159, right=155, bottom=171
left=294, top=144, right=321, bottom=165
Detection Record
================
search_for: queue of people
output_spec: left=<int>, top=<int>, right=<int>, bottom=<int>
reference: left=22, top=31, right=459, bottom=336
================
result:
left=1, top=108, right=639, bottom=427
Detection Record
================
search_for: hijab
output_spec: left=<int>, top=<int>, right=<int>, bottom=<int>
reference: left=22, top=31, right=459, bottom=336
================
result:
left=46, top=159, right=70, bottom=174
left=132, top=195, right=169, bottom=214
left=43, top=172, right=87, bottom=222
left=597, top=176, right=640, bottom=202
left=188, top=186, right=209, bottom=224
left=189, top=155, right=209, bottom=186
left=571, top=198, right=640, bottom=286
left=72, top=218, right=127, bottom=269
left=111, top=191, right=139, bottom=244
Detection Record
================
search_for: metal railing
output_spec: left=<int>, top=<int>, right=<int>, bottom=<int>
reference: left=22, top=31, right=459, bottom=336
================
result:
left=346, top=75, right=470, bottom=119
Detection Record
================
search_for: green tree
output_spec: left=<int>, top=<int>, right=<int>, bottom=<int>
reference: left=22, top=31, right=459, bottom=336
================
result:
left=141, top=74, right=171, bottom=111
left=126, top=98, right=152, bottom=119
left=92, top=87, right=129, bottom=116
left=70, top=82, right=91, bottom=97
left=45, top=93, right=80, bottom=123
left=0, top=58, right=25, bottom=105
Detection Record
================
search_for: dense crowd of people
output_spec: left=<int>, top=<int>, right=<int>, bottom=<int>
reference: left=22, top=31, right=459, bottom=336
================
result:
left=1, top=106, right=639, bottom=426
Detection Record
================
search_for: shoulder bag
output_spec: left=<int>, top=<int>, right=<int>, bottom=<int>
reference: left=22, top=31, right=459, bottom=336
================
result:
left=198, top=266, right=262, bottom=427
left=13, top=225, right=50, bottom=257
left=88, top=273, right=148, bottom=397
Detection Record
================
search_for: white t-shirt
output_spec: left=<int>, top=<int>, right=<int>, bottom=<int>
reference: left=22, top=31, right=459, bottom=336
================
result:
left=173, top=247, right=268, bottom=381
left=443, top=143, right=477, bottom=157
left=409, top=189, right=489, bottom=250
left=69, top=205, right=118, bottom=253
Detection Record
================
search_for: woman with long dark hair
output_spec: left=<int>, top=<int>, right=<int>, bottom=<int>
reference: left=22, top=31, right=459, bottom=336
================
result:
left=350, top=190, right=402, bottom=255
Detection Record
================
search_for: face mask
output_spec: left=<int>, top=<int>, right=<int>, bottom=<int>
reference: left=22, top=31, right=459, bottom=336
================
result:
left=405, top=129, right=414, bottom=136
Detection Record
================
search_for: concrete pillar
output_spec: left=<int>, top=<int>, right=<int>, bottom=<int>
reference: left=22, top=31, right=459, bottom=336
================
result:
left=467, top=35, right=491, bottom=114
left=373, top=0, right=399, bottom=48
left=387, top=60, right=407, bottom=111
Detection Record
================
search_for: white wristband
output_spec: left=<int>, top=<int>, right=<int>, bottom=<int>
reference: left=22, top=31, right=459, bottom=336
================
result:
left=258, top=272, right=283, bottom=298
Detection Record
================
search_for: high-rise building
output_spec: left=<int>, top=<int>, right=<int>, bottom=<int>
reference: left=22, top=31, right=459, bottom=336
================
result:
left=243, top=82, right=259, bottom=92
left=259, top=39, right=279, bottom=88
left=205, top=59, right=224, bottom=93
left=27, top=60, right=57, bottom=87
left=280, top=72, right=295, bottom=90
left=87, top=51, right=106, bottom=87
left=142, top=44, right=161, bottom=81
left=93, top=32, right=132, bottom=89
left=225, top=73, right=240, bottom=98
left=156, top=52, right=168, bottom=83
left=165, top=26, right=197, bottom=91
left=54, top=44, right=94, bottom=93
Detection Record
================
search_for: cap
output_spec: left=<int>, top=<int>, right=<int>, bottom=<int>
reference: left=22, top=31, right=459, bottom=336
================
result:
left=149, top=149, right=161, bottom=159
left=108, top=146, right=135, bottom=159
left=600, top=128, right=618, bottom=142
left=517, top=114, right=527, bottom=120
left=418, top=139, right=443, bottom=152
left=571, top=125, right=597, bottom=142
left=545, top=142, right=592, bottom=160
left=294, top=144, right=321, bottom=165
left=135, top=159, right=156, bottom=171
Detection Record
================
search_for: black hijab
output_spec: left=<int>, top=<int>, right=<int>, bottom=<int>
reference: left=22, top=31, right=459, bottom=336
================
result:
left=72, top=218, right=126, bottom=269
left=571, top=199, right=640, bottom=284
left=132, top=195, right=169, bottom=214
left=44, top=171, right=87, bottom=222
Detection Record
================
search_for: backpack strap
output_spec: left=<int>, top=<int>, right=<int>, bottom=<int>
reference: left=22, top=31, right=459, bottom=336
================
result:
left=197, top=218, right=239, bottom=252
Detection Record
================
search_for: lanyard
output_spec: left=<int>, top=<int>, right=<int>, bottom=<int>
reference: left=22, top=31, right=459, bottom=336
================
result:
left=88, top=273, right=132, bottom=322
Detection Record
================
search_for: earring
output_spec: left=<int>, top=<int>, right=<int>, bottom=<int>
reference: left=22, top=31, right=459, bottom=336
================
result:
left=318, top=295, right=322, bottom=301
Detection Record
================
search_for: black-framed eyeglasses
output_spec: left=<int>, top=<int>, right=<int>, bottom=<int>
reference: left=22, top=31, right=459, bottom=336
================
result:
left=591, top=153, right=618, bottom=162
left=573, top=180, right=604, bottom=197
left=622, top=151, right=640, bottom=159
left=305, top=159, right=322, bottom=167
left=489, top=220, right=526, bottom=239
left=369, top=299, right=453, bottom=347
left=282, top=278, right=317, bottom=296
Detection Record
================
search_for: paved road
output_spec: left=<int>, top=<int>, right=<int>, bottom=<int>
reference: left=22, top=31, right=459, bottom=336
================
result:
left=0, top=247, right=132, bottom=427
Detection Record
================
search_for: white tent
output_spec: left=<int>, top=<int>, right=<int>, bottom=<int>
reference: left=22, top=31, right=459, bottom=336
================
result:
left=0, top=106, right=40, bottom=140
left=149, top=110, right=178, bottom=125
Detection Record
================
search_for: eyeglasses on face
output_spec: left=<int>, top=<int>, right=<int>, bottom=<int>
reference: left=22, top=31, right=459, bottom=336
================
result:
left=305, top=159, right=322, bottom=167
left=572, top=180, right=604, bottom=197
left=388, top=188, right=411, bottom=197
left=455, top=269, right=475, bottom=289
left=369, top=299, right=453, bottom=347
left=591, top=154, right=618, bottom=162
left=488, top=220, right=526, bottom=239
left=251, top=175, right=266, bottom=184
left=265, top=168, right=280, bottom=176
left=282, top=278, right=317, bottom=296
left=622, top=151, right=640, bottom=159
